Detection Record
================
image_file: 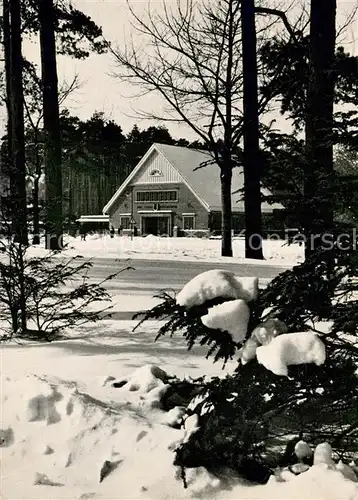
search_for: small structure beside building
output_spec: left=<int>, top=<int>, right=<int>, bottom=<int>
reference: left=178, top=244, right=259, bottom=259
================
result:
left=76, top=214, right=110, bottom=236
left=102, top=143, right=284, bottom=237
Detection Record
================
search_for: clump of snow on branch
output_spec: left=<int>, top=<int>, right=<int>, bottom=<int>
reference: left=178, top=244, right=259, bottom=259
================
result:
left=256, top=332, right=326, bottom=377
left=239, top=318, right=288, bottom=364
left=176, top=270, right=258, bottom=307
left=313, top=442, right=336, bottom=468
left=295, top=440, right=313, bottom=461
left=175, top=269, right=328, bottom=377
left=201, top=299, right=250, bottom=343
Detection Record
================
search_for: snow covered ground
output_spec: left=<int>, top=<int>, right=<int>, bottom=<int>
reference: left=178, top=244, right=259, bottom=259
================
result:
left=2, top=239, right=357, bottom=499
left=27, top=233, right=304, bottom=266
left=2, top=318, right=358, bottom=499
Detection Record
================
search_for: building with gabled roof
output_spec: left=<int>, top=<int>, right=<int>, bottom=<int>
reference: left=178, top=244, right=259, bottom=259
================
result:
left=103, top=143, right=283, bottom=236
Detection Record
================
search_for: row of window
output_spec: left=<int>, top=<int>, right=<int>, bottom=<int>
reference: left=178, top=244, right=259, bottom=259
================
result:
left=136, top=190, right=178, bottom=202
left=119, top=214, right=195, bottom=230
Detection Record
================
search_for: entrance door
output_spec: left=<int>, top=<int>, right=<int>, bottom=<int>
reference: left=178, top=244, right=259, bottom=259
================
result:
left=142, top=216, right=169, bottom=236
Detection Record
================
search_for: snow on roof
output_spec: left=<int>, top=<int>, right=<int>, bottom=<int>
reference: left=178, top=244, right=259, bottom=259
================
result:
left=77, top=214, right=110, bottom=223
left=103, top=143, right=283, bottom=214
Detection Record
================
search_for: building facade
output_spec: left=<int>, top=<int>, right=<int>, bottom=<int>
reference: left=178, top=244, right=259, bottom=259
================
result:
left=103, top=143, right=283, bottom=236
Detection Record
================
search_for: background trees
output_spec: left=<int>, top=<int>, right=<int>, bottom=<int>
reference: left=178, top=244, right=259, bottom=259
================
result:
left=39, top=0, right=63, bottom=250
left=110, top=0, right=278, bottom=257
left=1, top=0, right=108, bottom=247
left=260, top=2, right=358, bottom=249
left=4, top=0, right=28, bottom=244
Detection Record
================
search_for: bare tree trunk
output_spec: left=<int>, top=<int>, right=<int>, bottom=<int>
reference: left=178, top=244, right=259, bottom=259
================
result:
left=31, top=131, right=41, bottom=245
left=304, top=0, right=336, bottom=259
left=3, top=0, right=12, bottom=195
left=221, top=167, right=233, bottom=257
left=241, top=0, right=263, bottom=260
left=8, top=0, right=28, bottom=246
left=32, top=176, right=40, bottom=244
left=39, top=0, right=63, bottom=250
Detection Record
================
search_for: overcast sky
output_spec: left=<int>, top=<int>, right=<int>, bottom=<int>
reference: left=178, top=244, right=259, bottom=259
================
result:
left=1, top=0, right=357, bottom=141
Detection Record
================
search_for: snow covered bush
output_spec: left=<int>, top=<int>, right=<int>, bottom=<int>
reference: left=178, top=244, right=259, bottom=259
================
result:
left=136, top=246, right=358, bottom=485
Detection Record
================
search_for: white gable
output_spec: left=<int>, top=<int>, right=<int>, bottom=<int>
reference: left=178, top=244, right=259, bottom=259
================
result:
left=131, top=149, right=183, bottom=185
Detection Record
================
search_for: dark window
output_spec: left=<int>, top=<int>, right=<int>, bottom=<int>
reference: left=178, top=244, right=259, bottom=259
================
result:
left=183, top=215, right=195, bottom=230
left=136, top=191, right=178, bottom=202
left=149, top=169, right=163, bottom=176
left=120, top=216, right=130, bottom=229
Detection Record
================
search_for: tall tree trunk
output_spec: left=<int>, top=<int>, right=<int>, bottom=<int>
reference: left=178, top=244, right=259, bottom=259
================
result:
left=304, top=0, right=337, bottom=259
left=39, top=0, right=63, bottom=250
left=221, top=168, right=233, bottom=257
left=32, top=134, right=41, bottom=245
left=241, top=0, right=263, bottom=260
left=221, top=0, right=234, bottom=258
left=8, top=0, right=28, bottom=246
left=2, top=0, right=12, bottom=208
left=32, top=176, right=40, bottom=244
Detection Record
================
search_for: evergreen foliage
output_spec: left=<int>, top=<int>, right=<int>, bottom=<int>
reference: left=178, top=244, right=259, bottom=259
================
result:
left=135, top=247, right=358, bottom=483
left=133, top=291, right=240, bottom=364
left=0, top=223, right=132, bottom=340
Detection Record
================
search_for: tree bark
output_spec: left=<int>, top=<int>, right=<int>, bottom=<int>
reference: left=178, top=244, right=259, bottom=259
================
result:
left=221, top=167, right=233, bottom=257
left=39, top=0, right=63, bottom=250
left=2, top=0, right=12, bottom=195
left=8, top=0, right=28, bottom=245
left=241, top=0, right=263, bottom=260
left=32, top=176, right=40, bottom=244
left=304, top=0, right=337, bottom=259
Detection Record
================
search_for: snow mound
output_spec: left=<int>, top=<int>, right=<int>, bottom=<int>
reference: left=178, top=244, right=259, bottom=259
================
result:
left=114, top=364, right=169, bottom=393
left=256, top=332, right=326, bottom=377
left=201, top=299, right=250, bottom=343
left=111, top=364, right=173, bottom=409
left=176, top=270, right=258, bottom=307
left=178, top=466, right=221, bottom=495
left=0, top=374, right=187, bottom=498
left=276, top=465, right=358, bottom=499
left=1, top=371, right=358, bottom=499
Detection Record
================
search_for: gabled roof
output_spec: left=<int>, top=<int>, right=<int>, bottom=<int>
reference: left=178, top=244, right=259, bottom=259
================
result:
left=103, top=143, right=283, bottom=214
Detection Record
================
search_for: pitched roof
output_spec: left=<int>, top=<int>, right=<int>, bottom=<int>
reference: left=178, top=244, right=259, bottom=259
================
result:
left=103, top=143, right=283, bottom=214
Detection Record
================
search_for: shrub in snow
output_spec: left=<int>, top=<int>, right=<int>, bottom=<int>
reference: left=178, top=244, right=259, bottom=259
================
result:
left=256, top=332, right=326, bottom=377
left=176, top=270, right=258, bottom=307
left=201, top=299, right=250, bottom=343
left=0, top=234, right=132, bottom=340
left=137, top=246, right=358, bottom=485
left=134, top=291, right=239, bottom=363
